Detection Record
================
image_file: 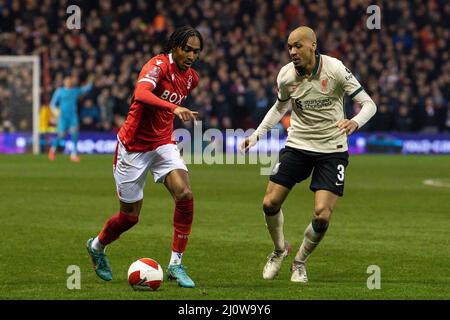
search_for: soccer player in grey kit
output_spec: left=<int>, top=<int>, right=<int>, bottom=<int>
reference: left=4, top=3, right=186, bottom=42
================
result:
left=241, top=26, right=377, bottom=283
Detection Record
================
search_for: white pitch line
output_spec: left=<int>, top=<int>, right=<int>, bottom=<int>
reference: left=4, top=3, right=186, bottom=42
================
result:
left=423, top=179, right=450, bottom=188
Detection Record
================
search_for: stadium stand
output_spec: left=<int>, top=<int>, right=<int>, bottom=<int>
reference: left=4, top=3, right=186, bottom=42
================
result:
left=0, top=0, right=449, bottom=133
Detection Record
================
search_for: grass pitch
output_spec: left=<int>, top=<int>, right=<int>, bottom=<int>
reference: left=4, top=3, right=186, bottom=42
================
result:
left=0, top=154, right=449, bottom=299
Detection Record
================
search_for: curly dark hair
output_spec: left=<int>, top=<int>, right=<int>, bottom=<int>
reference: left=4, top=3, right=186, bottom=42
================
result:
left=164, top=25, right=203, bottom=53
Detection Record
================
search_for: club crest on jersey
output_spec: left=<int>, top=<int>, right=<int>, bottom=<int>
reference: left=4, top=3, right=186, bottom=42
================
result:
left=146, top=66, right=160, bottom=79
left=289, top=84, right=299, bottom=90
left=322, top=79, right=328, bottom=92
left=187, top=75, right=193, bottom=90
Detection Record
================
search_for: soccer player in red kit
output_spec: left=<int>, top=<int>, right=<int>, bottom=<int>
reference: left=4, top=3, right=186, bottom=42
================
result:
left=86, top=26, right=202, bottom=288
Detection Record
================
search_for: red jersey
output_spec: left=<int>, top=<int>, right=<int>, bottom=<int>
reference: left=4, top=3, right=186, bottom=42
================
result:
left=118, top=53, right=199, bottom=152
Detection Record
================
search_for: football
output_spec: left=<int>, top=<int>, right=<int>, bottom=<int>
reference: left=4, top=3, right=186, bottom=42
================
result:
left=127, top=258, right=164, bottom=291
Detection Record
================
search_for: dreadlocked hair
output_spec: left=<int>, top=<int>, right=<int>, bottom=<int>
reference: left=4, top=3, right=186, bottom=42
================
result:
left=164, top=26, right=203, bottom=53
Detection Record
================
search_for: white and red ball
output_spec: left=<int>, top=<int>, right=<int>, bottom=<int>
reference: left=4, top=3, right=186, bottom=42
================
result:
left=127, top=258, right=163, bottom=291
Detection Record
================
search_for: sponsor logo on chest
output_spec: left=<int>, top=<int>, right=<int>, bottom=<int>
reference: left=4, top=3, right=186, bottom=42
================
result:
left=294, top=97, right=333, bottom=110
left=160, top=90, right=186, bottom=105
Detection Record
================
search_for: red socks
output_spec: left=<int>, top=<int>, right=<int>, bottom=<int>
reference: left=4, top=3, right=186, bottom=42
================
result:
left=97, top=199, right=193, bottom=252
left=98, top=212, right=139, bottom=246
left=172, top=199, right=194, bottom=253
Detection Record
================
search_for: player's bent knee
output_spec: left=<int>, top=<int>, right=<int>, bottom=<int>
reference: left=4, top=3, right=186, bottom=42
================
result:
left=120, top=200, right=142, bottom=216
left=314, top=206, right=333, bottom=219
left=262, top=199, right=281, bottom=216
left=174, top=188, right=193, bottom=201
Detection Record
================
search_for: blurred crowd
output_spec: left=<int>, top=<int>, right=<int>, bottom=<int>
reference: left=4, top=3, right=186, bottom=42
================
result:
left=0, top=0, right=449, bottom=133
left=0, top=63, right=33, bottom=131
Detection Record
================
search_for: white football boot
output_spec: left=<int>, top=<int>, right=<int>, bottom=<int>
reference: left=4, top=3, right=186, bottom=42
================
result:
left=290, top=261, right=308, bottom=283
left=262, top=241, right=291, bottom=280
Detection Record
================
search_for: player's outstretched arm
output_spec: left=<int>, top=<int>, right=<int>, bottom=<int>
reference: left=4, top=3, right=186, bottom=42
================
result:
left=80, top=79, right=94, bottom=95
left=50, top=88, right=60, bottom=111
left=49, top=88, right=61, bottom=118
left=239, top=135, right=258, bottom=154
left=134, top=81, right=179, bottom=111
left=134, top=81, right=197, bottom=123
left=240, top=66, right=291, bottom=153
left=239, top=99, right=290, bottom=153
left=174, top=107, right=198, bottom=123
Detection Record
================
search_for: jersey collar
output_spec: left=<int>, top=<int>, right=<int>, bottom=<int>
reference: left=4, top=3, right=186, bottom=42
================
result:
left=310, top=50, right=322, bottom=78
left=168, top=52, right=188, bottom=74
left=168, top=52, right=181, bottom=74
left=294, top=50, right=322, bottom=79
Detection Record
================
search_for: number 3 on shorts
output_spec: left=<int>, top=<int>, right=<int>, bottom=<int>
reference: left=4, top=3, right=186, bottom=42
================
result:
left=337, top=164, right=345, bottom=182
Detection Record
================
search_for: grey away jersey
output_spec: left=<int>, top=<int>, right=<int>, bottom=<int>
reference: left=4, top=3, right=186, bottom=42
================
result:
left=277, top=52, right=364, bottom=153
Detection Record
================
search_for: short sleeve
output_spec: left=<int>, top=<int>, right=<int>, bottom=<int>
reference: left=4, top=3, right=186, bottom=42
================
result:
left=336, top=61, right=364, bottom=99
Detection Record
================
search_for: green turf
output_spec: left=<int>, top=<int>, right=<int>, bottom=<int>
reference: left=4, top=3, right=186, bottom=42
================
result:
left=0, top=154, right=449, bottom=299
